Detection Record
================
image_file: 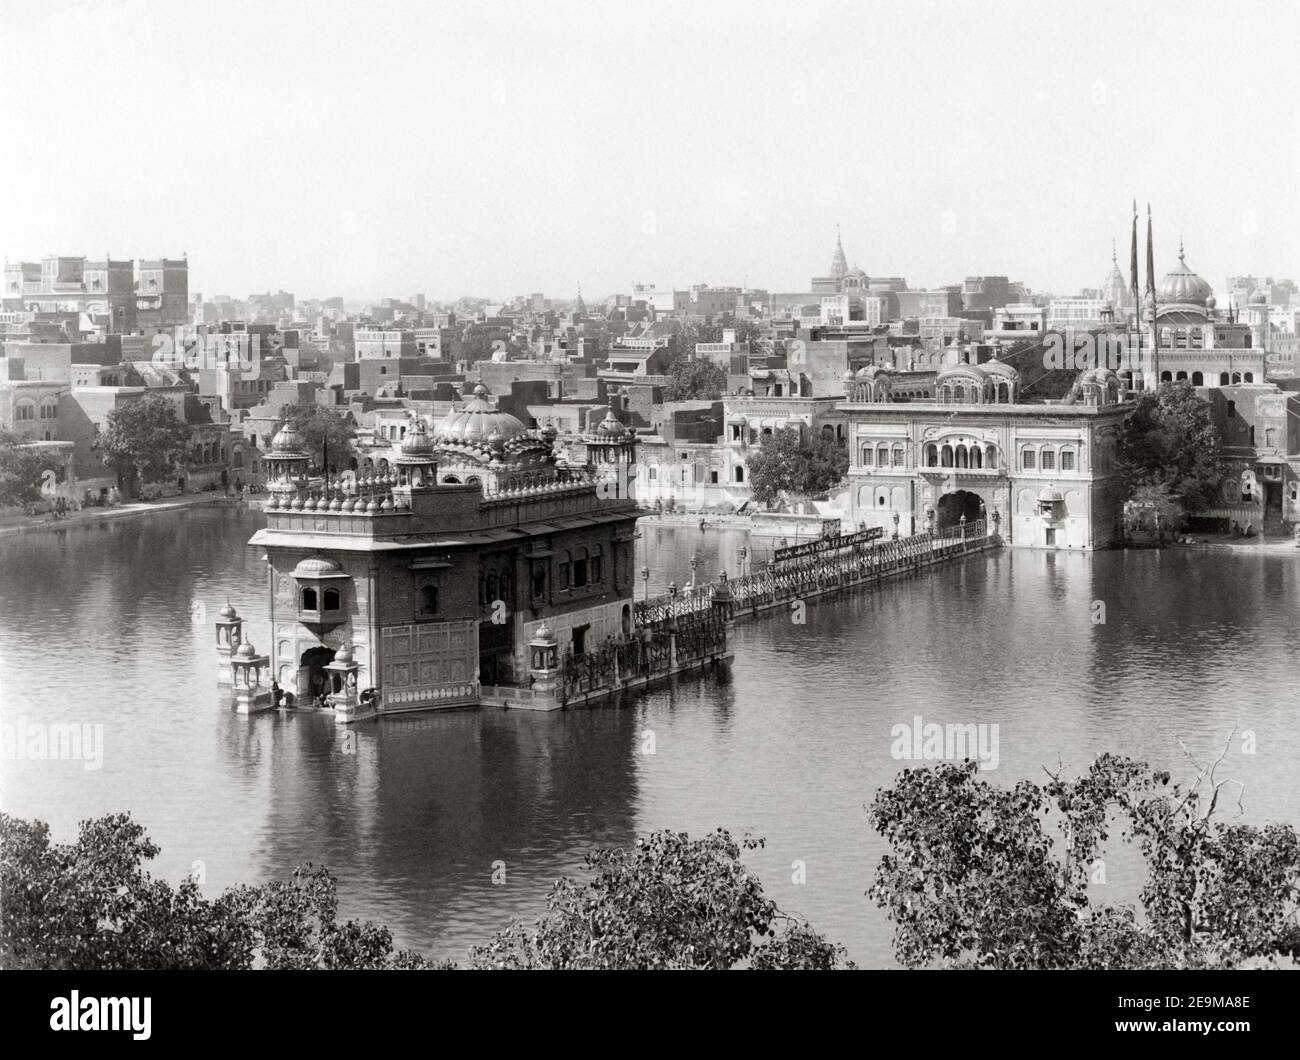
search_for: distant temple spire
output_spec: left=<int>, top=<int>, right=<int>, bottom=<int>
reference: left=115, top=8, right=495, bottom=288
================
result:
left=830, top=224, right=848, bottom=281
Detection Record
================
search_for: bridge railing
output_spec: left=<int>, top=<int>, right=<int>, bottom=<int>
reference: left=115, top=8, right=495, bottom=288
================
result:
left=636, top=519, right=990, bottom=622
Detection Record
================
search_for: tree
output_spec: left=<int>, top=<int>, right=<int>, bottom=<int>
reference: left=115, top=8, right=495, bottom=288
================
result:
left=0, top=812, right=431, bottom=970
left=0, top=429, right=59, bottom=507
left=1125, top=481, right=1185, bottom=542
left=1116, top=381, right=1224, bottom=516
left=746, top=427, right=849, bottom=508
left=663, top=353, right=727, bottom=401
left=455, top=326, right=524, bottom=365
left=869, top=742, right=1300, bottom=969
left=278, top=404, right=356, bottom=474
left=468, top=829, right=851, bottom=969
left=97, top=393, right=192, bottom=493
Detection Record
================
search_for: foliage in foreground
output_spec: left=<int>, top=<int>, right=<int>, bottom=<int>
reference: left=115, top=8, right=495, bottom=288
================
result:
left=0, top=815, right=846, bottom=970
left=869, top=741, right=1300, bottom=969
left=468, top=829, right=850, bottom=969
left=0, top=814, right=430, bottom=970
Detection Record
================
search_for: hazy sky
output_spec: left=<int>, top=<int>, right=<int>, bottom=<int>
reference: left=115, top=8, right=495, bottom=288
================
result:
left=2, top=0, right=1297, bottom=302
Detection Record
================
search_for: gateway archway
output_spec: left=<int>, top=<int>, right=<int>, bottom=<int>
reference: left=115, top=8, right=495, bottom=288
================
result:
left=936, top=489, right=982, bottom=530
left=299, top=646, right=335, bottom=702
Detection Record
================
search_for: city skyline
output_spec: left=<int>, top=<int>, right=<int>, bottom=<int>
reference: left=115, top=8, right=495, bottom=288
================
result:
left=2, top=0, right=1297, bottom=301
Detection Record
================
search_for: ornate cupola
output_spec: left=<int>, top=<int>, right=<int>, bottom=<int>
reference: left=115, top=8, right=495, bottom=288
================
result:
left=394, top=416, right=437, bottom=491
left=264, top=421, right=311, bottom=497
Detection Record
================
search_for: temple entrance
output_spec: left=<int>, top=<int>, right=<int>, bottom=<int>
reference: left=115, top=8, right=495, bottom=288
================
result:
left=299, top=646, right=334, bottom=702
left=936, top=489, right=982, bottom=530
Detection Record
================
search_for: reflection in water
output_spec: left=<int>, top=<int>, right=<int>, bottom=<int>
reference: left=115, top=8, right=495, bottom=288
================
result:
left=2, top=507, right=1298, bottom=966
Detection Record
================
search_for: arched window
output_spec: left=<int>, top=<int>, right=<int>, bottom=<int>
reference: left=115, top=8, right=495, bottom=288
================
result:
left=1022, top=448, right=1036, bottom=470
left=40, top=399, right=57, bottom=420
left=891, top=444, right=905, bottom=468
left=1244, top=372, right=1254, bottom=383
left=418, top=585, right=438, bottom=614
left=301, top=587, right=318, bottom=611
left=1160, top=371, right=1173, bottom=383
left=590, top=546, right=603, bottom=584
left=1219, top=372, right=1230, bottom=385
left=558, top=552, right=571, bottom=590
left=956, top=446, right=969, bottom=469
left=876, top=444, right=889, bottom=467
left=648, top=466, right=658, bottom=480
left=15, top=401, right=35, bottom=421
left=971, top=446, right=982, bottom=469
left=941, top=444, right=954, bottom=467
left=1192, top=372, right=1203, bottom=386
left=1060, top=447, right=1075, bottom=471
left=443, top=475, right=460, bottom=484
left=323, top=587, right=341, bottom=611
left=926, top=443, right=938, bottom=467
left=734, top=466, right=745, bottom=482
left=861, top=446, right=874, bottom=466
left=1175, top=371, right=1187, bottom=381
left=572, top=547, right=589, bottom=588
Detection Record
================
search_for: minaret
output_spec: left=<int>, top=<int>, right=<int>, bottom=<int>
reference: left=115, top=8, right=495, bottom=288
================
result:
left=1144, top=205, right=1159, bottom=389
left=1129, top=199, right=1140, bottom=318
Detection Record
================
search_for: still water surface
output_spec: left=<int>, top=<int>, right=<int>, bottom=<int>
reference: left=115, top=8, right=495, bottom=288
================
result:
left=2, top=507, right=1298, bottom=966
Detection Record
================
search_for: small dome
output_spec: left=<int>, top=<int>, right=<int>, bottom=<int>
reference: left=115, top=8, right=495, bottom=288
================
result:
left=234, top=641, right=259, bottom=659
left=982, top=360, right=1020, bottom=381
left=1038, top=486, right=1064, bottom=504
left=294, top=556, right=342, bottom=576
left=1205, top=294, right=1216, bottom=311
left=398, top=418, right=435, bottom=457
left=219, top=602, right=238, bottom=620
left=271, top=422, right=307, bottom=453
left=333, top=644, right=354, bottom=664
left=594, top=408, right=628, bottom=438
left=532, top=623, right=557, bottom=645
left=854, top=364, right=890, bottom=381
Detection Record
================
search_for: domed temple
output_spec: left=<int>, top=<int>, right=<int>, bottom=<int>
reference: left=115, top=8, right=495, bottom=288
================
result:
left=247, top=385, right=643, bottom=720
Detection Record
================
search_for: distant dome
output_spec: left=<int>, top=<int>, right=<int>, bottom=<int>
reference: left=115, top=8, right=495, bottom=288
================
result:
left=982, top=360, right=1020, bottom=381
left=1249, top=288, right=1268, bottom=306
left=434, top=384, right=528, bottom=447
left=1157, top=245, right=1213, bottom=306
left=854, top=364, right=890, bottom=381
left=846, top=265, right=867, bottom=279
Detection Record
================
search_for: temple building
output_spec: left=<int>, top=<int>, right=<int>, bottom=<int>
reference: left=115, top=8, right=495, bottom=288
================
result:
left=841, top=358, right=1130, bottom=549
left=247, top=385, right=639, bottom=718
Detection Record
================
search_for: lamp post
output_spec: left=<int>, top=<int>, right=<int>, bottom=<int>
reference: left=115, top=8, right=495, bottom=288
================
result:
left=892, top=511, right=900, bottom=540
left=689, top=552, right=698, bottom=591
left=738, top=544, right=748, bottom=580
left=641, top=565, right=650, bottom=602
left=959, top=512, right=967, bottom=542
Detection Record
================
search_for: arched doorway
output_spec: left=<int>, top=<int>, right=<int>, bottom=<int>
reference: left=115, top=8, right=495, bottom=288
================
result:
left=936, top=490, right=983, bottom=529
left=299, top=646, right=334, bottom=703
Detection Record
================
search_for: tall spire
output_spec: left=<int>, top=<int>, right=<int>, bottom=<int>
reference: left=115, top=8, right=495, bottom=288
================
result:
left=1145, top=203, right=1155, bottom=297
left=1129, top=200, right=1140, bottom=311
